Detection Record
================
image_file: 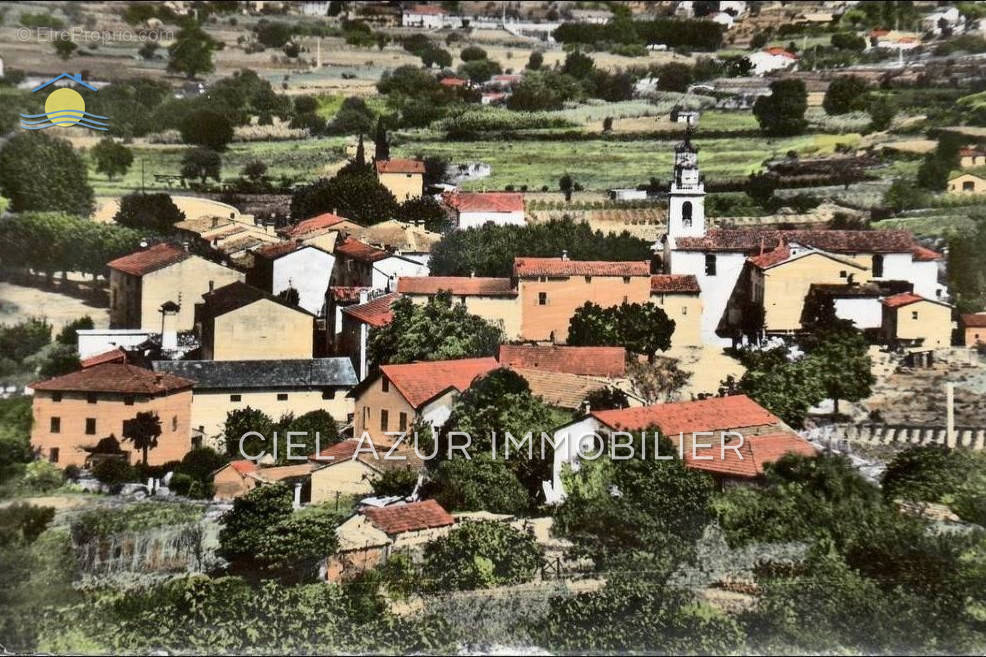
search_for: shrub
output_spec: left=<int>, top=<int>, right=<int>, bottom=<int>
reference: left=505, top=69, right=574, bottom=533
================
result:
left=422, top=520, right=544, bottom=592
left=92, top=458, right=137, bottom=487
left=169, top=472, right=194, bottom=496
left=21, top=461, right=64, bottom=493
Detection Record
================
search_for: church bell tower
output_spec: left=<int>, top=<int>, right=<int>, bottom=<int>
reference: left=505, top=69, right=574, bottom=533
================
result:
left=667, top=127, right=705, bottom=239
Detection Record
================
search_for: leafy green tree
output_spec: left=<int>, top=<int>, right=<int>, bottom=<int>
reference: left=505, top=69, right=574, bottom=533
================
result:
left=369, top=293, right=504, bottom=366
left=583, top=386, right=629, bottom=412
left=374, top=116, right=390, bottom=161
left=179, top=109, right=234, bottom=151
left=397, top=196, right=451, bottom=233
left=429, top=454, right=529, bottom=514
left=223, top=406, right=275, bottom=458
left=167, top=23, right=217, bottom=78
left=736, top=346, right=825, bottom=427
left=274, top=409, right=340, bottom=463
left=113, top=193, right=187, bottom=233
left=507, top=70, right=581, bottom=111
left=254, top=505, right=342, bottom=583
left=459, top=45, right=488, bottom=61
left=122, top=411, right=162, bottom=465
left=823, top=75, right=869, bottom=115
left=91, top=138, right=133, bottom=180
left=0, top=132, right=94, bottom=215
left=753, top=79, right=808, bottom=136
left=38, top=343, right=81, bottom=378
left=947, top=211, right=986, bottom=312
left=91, top=457, right=137, bottom=486
left=0, top=318, right=52, bottom=363
left=883, top=178, right=927, bottom=212
left=457, top=58, right=502, bottom=83
left=52, top=39, right=77, bottom=60
left=526, top=50, right=543, bottom=70
left=370, top=467, right=419, bottom=497
left=421, top=46, right=452, bottom=69
left=867, top=95, right=897, bottom=132
left=429, top=218, right=652, bottom=278
left=180, top=147, right=222, bottom=184
left=562, top=49, right=595, bottom=79
left=881, top=445, right=976, bottom=504
left=422, top=520, right=544, bottom=591
left=559, top=173, right=574, bottom=202
left=568, top=301, right=675, bottom=362
left=328, top=96, right=376, bottom=135
left=554, top=439, right=715, bottom=570
left=654, top=62, right=693, bottom=92
left=176, top=447, right=227, bottom=484
left=290, top=169, right=398, bottom=225
left=804, top=325, right=874, bottom=415
left=218, top=483, right=293, bottom=570
left=917, top=135, right=962, bottom=192
left=746, top=171, right=777, bottom=206
left=254, top=20, right=294, bottom=48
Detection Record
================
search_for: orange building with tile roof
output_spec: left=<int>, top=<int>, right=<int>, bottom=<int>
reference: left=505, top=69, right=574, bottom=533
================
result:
left=881, top=292, right=953, bottom=348
left=374, top=158, right=425, bottom=201
left=30, top=363, right=195, bottom=468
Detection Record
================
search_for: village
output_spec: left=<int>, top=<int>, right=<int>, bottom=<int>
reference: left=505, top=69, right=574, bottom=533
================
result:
left=2, top=1, right=986, bottom=655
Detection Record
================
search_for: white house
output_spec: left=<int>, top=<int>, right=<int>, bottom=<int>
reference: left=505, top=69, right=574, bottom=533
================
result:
left=248, top=242, right=336, bottom=316
left=922, top=7, right=962, bottom=35
left=711, top=12, right=735, bottom=29
left=77, top=329, right=154, bottom=360
left=747, top=48, right=798, bottom=76
left=443, top=192, right=526, bottom=230
left=331, top=237, right=429, bottom=293
left=401, top=4, right=446, bottom=28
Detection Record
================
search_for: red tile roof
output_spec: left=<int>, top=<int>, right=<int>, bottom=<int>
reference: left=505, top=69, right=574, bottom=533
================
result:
left=591, top=395, right=781, bottom=435
left=498, top=345, right=626, bottom=378
left=747, top=243, right=791, bottom=269
left=514, top=257, right=650, bottom=278
left=406, top=4, right=446, bottom=15
left=685, top=432, right=818, bottom=479
left=650, top=274, right=700, bottom=294
left=107, top=243, right=189, bottom=277
left=397, top=276, right=516, bottom=297
left=311, top=439, right=424, bottom=472
left=81, top=348, right=127, bottom=369
left=962, top=313, right=986, bottom=328
left=32, top=363, right=195, bottom=395
left=253, top=241, right=307, bottom=260
left=229, top=459, right=258, bottom=475
left=439, top=77, right=467, bottom=87
left=882, top=292, right=925, bottom=308
left=674, top=229, right=921, bottom=255
left=329, top=286, right=372, bottom=303
left=911, top=244, right=943, bottom=261
left=380, top=357, right=499, bottom=408
left=364, top=499, right=454, bottom=535
left=335, top=237, right=392, bottom=263
left=311, top=439, right=368, bottom=463
left=375, top=159, right=425, bottom=174
left=342, top=292, right=399, bottom=327
left=444, top=191, right=524, bottom=213
left=279, top=212, right=349, bottom=238
left=765, top=47, right=798, bottom=59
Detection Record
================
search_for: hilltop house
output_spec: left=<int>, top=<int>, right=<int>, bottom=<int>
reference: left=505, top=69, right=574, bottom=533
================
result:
left=374, top=159, right=425, bottom=201
left=959, top=147, right=986, bottom=168
left=401, top=4, right=446, bottom=28
left=443, top=192, right=525, bottom=229
left=948, top=172, right=986, bottom=194
left=748, top=47, right=798, bottom=76
left=246, top=242, right=335, bottom=316
left=660, top=132, right=948, bottom=344
left=152, top=358, right=357, bottom=450
left=350, top=357, right=499, bottom=445
left=212, top=459, right=315, bottom=503
left=330, top=237, right=428, bottom=291
left=544, top=395, right=816, bottom=501
left=30, top=363, right=195, bottom=467
left=195, top=281, right=316, bottom=361
left=108, top=243, right=243, bottom=332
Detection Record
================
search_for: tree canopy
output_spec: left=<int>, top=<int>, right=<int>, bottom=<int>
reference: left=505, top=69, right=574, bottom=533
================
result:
left=0, top=132, right=94, bottom=216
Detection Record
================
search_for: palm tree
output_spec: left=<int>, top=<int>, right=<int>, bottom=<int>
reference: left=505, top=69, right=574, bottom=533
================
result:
left=123, top=411, right=163, bottom=465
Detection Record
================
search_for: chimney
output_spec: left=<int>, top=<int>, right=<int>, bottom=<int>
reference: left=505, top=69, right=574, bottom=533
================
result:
left=182, top=241, right=190, bottom=252
left=293, top=482, right=303, bottom=510
left=946, top=382, right=956, bottom=447
left=561, top=249, right=569, bottom=261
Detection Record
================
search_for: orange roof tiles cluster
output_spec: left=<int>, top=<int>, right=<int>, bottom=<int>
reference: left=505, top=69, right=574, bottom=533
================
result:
left=107, top=243, right=189, bottom=277
left=279, top=212, right=349, bottom=238
left=591, top=395, right=781, bottom=435
left=342, top=292, right=400, bottom=327
left=396, top=276, right=516, bottom=297
left=514, top=257, right=650, bottom=278
left=334, top=237, right=392, bottom=263
left=80, top=348, right=127, bottom=369
left=650, top=274, right=701, bottom=294
left=685, top=432, right=818, bottom=479
left=364, top=499, right=454, bottom=535
left=379, top=357, right=499, bottom=408
left=961, top=313, right=986, bottom=328
left=882, top=292, right=926, bottom=308
left=32, top=363, right=195, bottom=395
left=374, top=159, right=425, bottom=174
left=444, top=191, right=524, bottom=213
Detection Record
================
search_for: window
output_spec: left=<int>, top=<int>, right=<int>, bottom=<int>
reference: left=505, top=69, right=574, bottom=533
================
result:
left=538, top=292, right=548, bottom=305
left=872, top=254, right=884, bottom=278
left=277, top=393, right=288, bottom=401
left=704, top=254, right=717, bottom=276
left=380, top=409, right=389, bottom=432
left=623, top=276, right=631, bottom=284
left=912, top=311, right=919, bottom=320
left=50, top=417, right=60, bottom=433
left=87, top=392, right=98, bottom=404
left=321, top=390, right=335, bottom=400
left=363, top=407, right=370, bottom=425
left=49, top=448, right=59, bottom=463
left=124, top=395, right=135, bottom=406
left=964, top=180, right=975, bottom=191
left=172, top=416, right=178, bottom=431
left=585, top=276, right=592, bottom=283
left=382, top=378, right=389, bottom=393
left=230, top=394, right=241, bottom=402
left=399, top=412, right=408, bottom=433
left=682, top=306, right=688, bottom=315
left=85, top=418, right=96, bottom=435
left=682, top=201, right=693, bottom=227
left=840, top=270, right=847, bottom=278
left=52, top=392, right=62, bottom=402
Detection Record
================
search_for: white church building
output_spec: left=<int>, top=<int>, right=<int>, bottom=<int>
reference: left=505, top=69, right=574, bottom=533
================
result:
left=659, top=130, right=947, bottom=345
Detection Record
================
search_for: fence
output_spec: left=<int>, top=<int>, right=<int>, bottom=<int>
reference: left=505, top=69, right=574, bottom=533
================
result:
left=805, top=423, right=986, bottom=451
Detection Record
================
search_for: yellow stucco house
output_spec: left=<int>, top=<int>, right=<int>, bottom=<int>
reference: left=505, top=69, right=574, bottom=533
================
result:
left=396, top=276, right=521, bottom=340
left=947, top=172, right=986, bottom=194
left=960, top=147, right=986, bottom=169
left=108, top=243, right=243, bottom=332
left=308, top=439, right=424, bottom=504
left=374, top=159, right=425, bottom=201
left=195, top=281, right=315, bottom=361
left=881, top=292, right=953, bottom=348
left=748, top=244, right=871, bottom=333
left=649, top=274, right=702, bottom=346
left=961, top=312, right=986, bottom=347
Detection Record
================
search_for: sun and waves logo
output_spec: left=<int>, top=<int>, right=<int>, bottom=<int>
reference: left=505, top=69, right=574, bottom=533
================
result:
left=19, top=73, right=109, bottom=131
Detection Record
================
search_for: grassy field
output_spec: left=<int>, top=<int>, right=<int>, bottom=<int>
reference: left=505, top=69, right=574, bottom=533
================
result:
left=393, top=132, right=861, bottom=191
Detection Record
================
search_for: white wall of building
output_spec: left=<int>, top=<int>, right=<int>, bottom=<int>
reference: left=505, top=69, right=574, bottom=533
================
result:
left=420, top=390, right=457, bottom=435
left=77, top=329, right=153, bottom=359
left=833, top=297, right=882, bottom=329
left=372, top=256, right=429, bottom=292
left=670, top=250, right=746, bottom=345
left=457, top=210, right=526, bottom=230
left=273, top=248, right=335, bottom=316
left=873, top=253, right=945, bottom=300
left=546, top=416, right=605, bottom=503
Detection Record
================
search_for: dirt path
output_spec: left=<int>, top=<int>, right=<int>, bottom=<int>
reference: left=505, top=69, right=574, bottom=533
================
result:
left=0, top=281, right=109, bottom=331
